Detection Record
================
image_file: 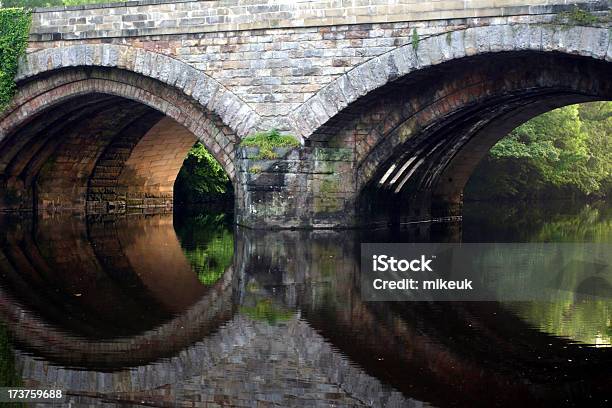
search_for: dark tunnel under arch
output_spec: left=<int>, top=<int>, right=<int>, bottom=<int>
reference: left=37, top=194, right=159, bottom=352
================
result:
left=0, top=67, right=238, bottom=215
left=310, top=51, right=611, bottom=226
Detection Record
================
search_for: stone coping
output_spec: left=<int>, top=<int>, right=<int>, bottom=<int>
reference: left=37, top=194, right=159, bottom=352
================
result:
left=29, top=1, right=609, bottom=41
left=33, top=0, right=202, bottom=13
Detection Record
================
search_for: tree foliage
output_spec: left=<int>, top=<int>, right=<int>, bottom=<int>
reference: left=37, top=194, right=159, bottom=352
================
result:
left=0, top=7, right=30, bottom=112
left=175, top=213, right=234, bottom=286
left=466, top=102, right=612, bottom=200
left=174, top=142, right=232, bottom=205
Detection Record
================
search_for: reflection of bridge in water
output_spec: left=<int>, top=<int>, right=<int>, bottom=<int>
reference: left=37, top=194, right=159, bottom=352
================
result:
left=0, top=215, right=610, bottom=406
left=0, top=214, right=237, bottom=369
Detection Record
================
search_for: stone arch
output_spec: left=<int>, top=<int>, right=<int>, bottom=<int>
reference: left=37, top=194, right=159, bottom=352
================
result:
left=291, top=24, right=611, bottom=226
left=351, top=53, right=610, bottom=224
left=289, top=24, right=611, bottom=140
left=13, top=44, right=261, bottom=138
left=0, top=65, right=239, bottom=212
left=88, top=116, right=199, bottom=212
left=350, top=54, right=611, bottom=187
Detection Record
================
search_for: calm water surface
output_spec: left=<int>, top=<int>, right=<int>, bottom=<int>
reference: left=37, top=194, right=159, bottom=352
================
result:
left=0, top=201, right=610, bottom=407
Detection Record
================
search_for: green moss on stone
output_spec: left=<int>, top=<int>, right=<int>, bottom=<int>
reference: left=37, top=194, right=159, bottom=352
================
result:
left=248, top=166, right=262, bottom=174
left=240, top=299, right=293, bottom=325
left=411, top=28, right=419, bottom=52
left=555, top=6, right=603, bottom=25
left=240, top=129, right=299, bottom=160
left=319, top=177, right=340, bottom=194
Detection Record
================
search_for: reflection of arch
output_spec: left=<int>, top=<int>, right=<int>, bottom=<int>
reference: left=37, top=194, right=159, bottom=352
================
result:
left=0, top=272, right=235, bottom=369
left=237, top=228, right=612, bottom=407
left=290, top=24, right=611, bottom=139
left=13, top=315, right=414, bottom=407
left=300, top=297, right=612, bottom=407
left=0, top=67, right=237, bottom=212
left=0, top=214, right=237, bottom=369
left=87, top=214, right=218, bottom=313
left=5, top=222, right=413, bottom=405
left=575, top=276, right=612, bottom=299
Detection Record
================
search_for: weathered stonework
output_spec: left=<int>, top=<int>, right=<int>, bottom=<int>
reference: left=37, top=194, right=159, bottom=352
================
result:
left=0, top=0, right=610, bottom=227
left=23, top=0, right=610, bottom=129
left=236, top=145, right=355, bottom=228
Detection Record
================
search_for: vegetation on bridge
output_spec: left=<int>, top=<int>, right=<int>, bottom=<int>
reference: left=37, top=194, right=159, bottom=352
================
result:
left=554, top=5, right=610, bottom=25
left=176, top=130, right=301, bottom=202
left=466, top=102, right=612, bottom=201
left=241, top=298, right=294, bottom=326
left=0, top=7, right=30, bottom=113
left=240, top=129, right=300, bottom=159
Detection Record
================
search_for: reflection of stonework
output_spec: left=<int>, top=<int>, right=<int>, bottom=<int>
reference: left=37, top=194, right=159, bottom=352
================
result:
left=0, top=214, right=237, bottom=368
left=1, top=219, right=611, bottom=406
left=19, top=316, right=415, bottom=407
left=236, top=228, right=612, bottom=407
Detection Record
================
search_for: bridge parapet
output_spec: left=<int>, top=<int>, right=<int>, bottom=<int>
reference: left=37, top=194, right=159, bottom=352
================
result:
left=30, top=0, right=609, bottom=41
left=25, top=0, right=611, bottom=126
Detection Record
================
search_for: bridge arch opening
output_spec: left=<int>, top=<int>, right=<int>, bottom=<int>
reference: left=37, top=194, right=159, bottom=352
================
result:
left=0, top=67, right=237, bottom=215
left=316, top=51, right=611, bottom=226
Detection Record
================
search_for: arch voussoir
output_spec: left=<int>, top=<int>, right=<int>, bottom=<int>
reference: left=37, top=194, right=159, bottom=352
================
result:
left=15, top=44, right=261, bottom=139
left=294, top=24, right=611, bottom=141
left=3, top=68, right=237, bottom=182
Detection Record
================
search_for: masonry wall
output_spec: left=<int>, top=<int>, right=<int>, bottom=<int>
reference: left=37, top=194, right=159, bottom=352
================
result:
left=112, top=117, right=196, bottom=210
left=11, top=0, right=611, bottom=228
left=26, top=0, right=609, bottom=130
left=235, top=146, right=356, bottom=229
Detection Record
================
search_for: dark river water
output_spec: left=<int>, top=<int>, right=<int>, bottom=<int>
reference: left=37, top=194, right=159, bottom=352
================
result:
left=0, top=200, right=610, bottom=407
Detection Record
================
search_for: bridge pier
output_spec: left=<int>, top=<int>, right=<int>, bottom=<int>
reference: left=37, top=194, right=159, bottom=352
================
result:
left=235, top=146, right=358, bottom=229
left=234, top=146, right=464, bottom=229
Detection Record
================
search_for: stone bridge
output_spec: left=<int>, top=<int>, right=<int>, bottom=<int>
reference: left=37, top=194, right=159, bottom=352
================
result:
left=0, top=0, right=610, bottom=228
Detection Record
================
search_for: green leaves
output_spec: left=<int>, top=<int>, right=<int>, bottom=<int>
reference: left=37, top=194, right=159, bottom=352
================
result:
left=470, top=102, right=612, bottom=200
left=174, top=142, right=232, bottom=204
left=175, top=213, right=234, bottom=287
left=0, top=8, right=30, bottom=113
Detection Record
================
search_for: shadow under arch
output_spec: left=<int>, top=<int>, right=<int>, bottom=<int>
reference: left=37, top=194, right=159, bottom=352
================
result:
left=0, top=213, right=239, bottom=370
left=312, top=50, right=610, bottom=225
left=0, top=64, right=238, bottom=213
